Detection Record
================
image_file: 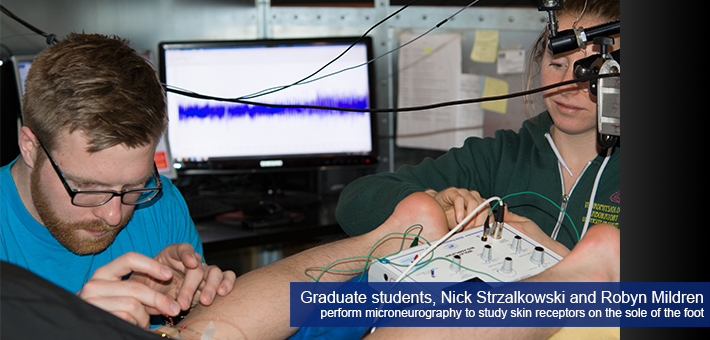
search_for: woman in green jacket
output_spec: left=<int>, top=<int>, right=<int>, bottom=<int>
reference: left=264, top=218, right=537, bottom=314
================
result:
left=336, top=0, right=620, bottom=251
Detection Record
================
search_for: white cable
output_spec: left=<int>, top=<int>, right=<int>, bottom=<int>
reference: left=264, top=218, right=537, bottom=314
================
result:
left=546, top=132, right=571, bottom=241
left=580, top=147, right=613, bottom=239
left=395, top=196, right=502, bottom=283
left=545, top=133, right=573, bottom=177
left=572, top=0, right=589, bottom=29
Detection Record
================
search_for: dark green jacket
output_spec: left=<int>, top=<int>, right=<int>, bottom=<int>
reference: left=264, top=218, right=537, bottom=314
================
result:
left=335, top=111, right=620, bottom=250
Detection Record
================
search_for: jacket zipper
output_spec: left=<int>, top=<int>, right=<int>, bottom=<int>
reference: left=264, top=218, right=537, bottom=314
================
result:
left=551, top=159, right=591, bottom=241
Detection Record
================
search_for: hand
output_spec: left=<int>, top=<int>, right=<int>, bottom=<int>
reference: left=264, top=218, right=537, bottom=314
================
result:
left=425, top=188, right=491, bottom=231
left=78, top=252, right=183, bottom=329
left=131, top=243, right=237, bottom=314
left=425, top=188, right=570, bottom=256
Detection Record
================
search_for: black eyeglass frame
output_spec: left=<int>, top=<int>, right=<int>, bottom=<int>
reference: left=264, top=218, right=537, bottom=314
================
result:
left=37, top=138, right=163, bottom=207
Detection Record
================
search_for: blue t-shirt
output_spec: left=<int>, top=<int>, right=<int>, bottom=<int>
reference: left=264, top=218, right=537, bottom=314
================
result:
left=0, top=158, right=203, bottom=295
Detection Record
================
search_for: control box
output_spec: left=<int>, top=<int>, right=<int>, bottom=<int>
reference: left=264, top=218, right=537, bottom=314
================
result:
left=367, top=223, right=563, bottom=283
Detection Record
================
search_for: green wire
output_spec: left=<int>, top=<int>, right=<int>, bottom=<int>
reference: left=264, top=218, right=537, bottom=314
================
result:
left=306, top=190, right=579, bottom=283
left=387, top=256, right=504, bottom=283
left=305, top=225, right=506, bottom=283
left=491, top=191, right=580, bottom=242
left=305, top=224, right=430, bottom=282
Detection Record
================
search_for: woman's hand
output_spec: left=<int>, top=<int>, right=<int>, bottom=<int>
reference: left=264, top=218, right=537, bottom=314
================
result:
left=425, top=188, right=491, bottom=231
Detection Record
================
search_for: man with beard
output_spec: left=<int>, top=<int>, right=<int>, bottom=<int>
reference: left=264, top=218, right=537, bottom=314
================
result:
left=0, top=32, right=236, bottom=329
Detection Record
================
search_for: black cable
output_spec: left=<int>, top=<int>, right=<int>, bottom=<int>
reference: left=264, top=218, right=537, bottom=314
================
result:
left=238, top=0, right=421, bottom=100
left=165, top=72, right=620, bottom=114
left=0, top=5, right=59, bottom=45
left=239, top=0, right=488, bottom=101
left=3, top=2, right=618, bottom=116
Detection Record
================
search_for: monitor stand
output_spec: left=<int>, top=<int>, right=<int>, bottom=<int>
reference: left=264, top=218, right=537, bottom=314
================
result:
left=200, top=171, right=323, bottom=228
left=242, top=199, right=284, bottom=218
left=240, top=199, right=288, bottom=228
left=230, top=189, right=318, bottom=229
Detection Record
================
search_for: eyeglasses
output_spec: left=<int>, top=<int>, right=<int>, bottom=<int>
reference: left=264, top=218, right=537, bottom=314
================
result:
left=37, top=138, right=162, bottom=207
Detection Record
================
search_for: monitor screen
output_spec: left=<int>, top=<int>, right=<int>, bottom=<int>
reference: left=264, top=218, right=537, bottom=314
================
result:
left=11, top=54, right=34, bottom=103
left=158, top=36, right=377, bottom=174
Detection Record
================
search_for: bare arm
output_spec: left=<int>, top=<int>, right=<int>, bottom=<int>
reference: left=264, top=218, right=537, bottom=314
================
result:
left=80, top=243, right=236, bottom=329
left=174, top=192, right=450, bottom=340
left=169, top=193, right=619, bottom=340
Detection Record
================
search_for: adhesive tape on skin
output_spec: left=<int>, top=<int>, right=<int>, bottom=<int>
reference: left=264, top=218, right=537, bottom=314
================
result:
left=201, top=321, right=216, bottom=340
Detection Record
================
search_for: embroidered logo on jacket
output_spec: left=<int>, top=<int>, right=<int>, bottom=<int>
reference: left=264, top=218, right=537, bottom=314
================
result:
left=610, top=191, right=620, bottom=204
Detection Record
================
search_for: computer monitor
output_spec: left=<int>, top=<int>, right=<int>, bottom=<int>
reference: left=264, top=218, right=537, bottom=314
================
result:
left=158, top=36, right=378, bottom=175
left=11, top=54, right=34, bottom=106
left=10, top=53, right=178, bottom=179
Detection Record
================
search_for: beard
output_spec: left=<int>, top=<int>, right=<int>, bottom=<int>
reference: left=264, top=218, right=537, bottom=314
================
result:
left=31, top=163, right=134, bottom=255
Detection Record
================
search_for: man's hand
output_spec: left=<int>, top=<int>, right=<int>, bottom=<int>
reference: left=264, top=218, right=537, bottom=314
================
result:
left=425, top=188, right=491, bottom=230
left=131, top=243, right=237, bottom=314
left=79, top=244, right=237, bottom=329
left=78, top=252, right=183, bottom=329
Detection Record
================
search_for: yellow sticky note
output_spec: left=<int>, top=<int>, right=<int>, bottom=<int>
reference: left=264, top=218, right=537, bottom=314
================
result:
left=481, top=76, right=509, bottom=114
left=470, top=30, right=499, bottom=63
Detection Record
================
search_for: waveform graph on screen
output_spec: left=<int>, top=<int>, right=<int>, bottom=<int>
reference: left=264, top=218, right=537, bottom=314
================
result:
left=167, top=92, right=372, bottom=162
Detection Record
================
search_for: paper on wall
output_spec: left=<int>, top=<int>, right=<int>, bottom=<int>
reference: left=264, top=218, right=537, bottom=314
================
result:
left=396, top=33, right=483, bottom=151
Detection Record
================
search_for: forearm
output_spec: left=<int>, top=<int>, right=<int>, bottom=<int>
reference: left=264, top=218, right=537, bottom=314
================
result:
left=176, top=223, right=432, bottom=339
